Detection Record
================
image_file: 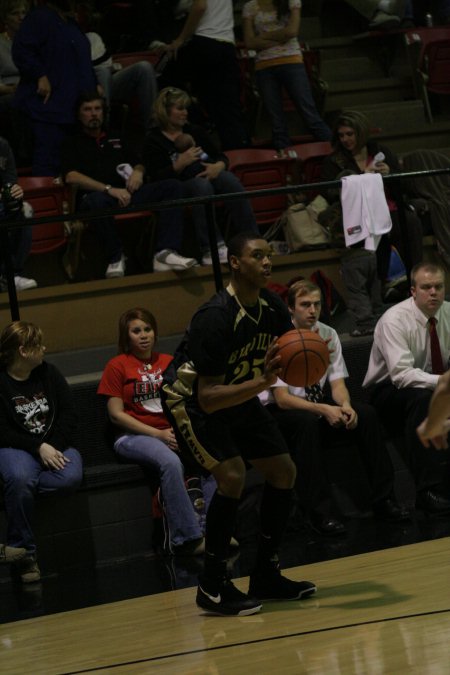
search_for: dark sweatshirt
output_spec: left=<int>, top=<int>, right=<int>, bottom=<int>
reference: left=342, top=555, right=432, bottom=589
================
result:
left=0, top=361, right=77, bottom=454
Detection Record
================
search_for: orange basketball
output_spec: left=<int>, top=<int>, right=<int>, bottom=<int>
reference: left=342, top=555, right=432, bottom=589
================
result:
left=277, top=329, right=330, bottom=387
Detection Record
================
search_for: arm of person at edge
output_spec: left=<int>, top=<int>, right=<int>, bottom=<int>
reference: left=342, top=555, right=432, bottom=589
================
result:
left=243, top=6, right=300, bottom=52
left=64, top=170, right=135, bottom=208
left=197, top=337, right=282, bottom=414
left=165, top=0, right=207, bottom=58
left=272, top=376, right=356, bottom=429
left=39, top=365, right=78, bottom=470
left=417, top=369, right=450, bottom=449
left=106, top=396, right=178, bottom=451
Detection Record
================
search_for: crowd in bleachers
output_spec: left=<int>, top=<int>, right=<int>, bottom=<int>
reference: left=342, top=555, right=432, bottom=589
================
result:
left=2, top=0, right=450, bottom=616
left=0, top=0, right=448, bottom=291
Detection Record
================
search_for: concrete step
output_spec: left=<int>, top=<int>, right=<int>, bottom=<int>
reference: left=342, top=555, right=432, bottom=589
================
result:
left=321, top=55, right=385, bottom=81
left=375, top=117, right=450, bottom=154
left=352, top=100, right=427, bottom=134
left=325, top=77, right=414, bottom=110
left=2, top=246, right=349, bottom=353
left=308, top=35, right=373, bottom=60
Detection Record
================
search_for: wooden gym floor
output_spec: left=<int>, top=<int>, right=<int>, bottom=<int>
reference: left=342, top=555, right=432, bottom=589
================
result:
left=1, top=537, right=449, bottom=674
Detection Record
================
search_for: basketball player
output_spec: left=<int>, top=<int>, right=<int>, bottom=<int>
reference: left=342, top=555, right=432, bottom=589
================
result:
left=417, top=369, right=450, bottom=450
left=162, top=232, right=317, bottom=616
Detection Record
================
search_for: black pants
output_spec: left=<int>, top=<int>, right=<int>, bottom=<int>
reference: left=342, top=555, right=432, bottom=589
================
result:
left=370, top=382, right=447, bottom=492
left=266, top=400, right=395, bottom=518
left=184, top=36, right=250, bottom=150
left=376, top=209, right=424, bottom=282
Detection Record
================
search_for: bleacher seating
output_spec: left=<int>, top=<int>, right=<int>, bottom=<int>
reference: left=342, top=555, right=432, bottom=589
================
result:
left=225, top=148, right=296, bottom=233
left=18, top=177, right=68, bottom=255
left=416, top=39, right=450, bottom=122
left=291, top=141, right=333, bottom=198
left=0, top=335, right=420, bottom=575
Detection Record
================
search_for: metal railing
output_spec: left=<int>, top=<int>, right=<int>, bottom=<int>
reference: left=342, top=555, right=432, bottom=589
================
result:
left=1, top=165, right=450, bottom=320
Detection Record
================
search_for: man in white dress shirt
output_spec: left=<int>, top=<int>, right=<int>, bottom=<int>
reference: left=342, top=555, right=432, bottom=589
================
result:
left=260, top=279, right=408, bottom=535
left=363, top=262, right=450, bottom=513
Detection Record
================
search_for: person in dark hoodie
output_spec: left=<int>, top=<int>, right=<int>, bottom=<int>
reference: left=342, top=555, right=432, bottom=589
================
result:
left=11, top=0, right=97, bottom=176
left=0, top=321, right=82, bottom=583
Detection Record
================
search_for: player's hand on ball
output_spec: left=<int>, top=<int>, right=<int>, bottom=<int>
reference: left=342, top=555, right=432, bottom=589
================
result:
left=263, top=337, right=282, bottom=386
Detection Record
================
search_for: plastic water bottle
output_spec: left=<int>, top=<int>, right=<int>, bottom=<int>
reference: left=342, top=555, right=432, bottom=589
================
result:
left=425, top=13, right=434, bottom=27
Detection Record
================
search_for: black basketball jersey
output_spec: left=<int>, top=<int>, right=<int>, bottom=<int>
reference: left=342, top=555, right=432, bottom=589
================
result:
left=163, top=286, right=291, bottom=400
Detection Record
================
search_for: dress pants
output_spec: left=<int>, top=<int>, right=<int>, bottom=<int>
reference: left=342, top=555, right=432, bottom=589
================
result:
left=370, top=382, right=447, bottom=492
left=266, top=400, right=395, bottom=518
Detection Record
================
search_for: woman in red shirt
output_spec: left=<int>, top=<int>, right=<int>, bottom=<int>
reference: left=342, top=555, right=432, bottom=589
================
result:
left=98, top=307, right=208, bottom=555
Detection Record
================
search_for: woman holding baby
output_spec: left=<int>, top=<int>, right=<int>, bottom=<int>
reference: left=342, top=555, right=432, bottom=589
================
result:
left=143, top=87, right=258, bottom=266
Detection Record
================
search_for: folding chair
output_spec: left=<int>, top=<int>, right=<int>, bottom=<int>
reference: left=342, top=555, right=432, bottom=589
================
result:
left=290, top=141, right=333, bottom=198
left=416, top=38, right=450, bottom=122
left=18, top=177, right=68, bottom=254
left=225, top=148, right=296, bottom=233
left=404, top=27, right=450, bottom=111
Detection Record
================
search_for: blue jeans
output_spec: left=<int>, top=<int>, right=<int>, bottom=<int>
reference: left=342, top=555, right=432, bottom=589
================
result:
left=256, top=63, right=332, bottom=149
left=182, top=171, right=259, bottom=251
left=114, top=434, right=211, bottom=548
left=79, top=180, right=185, bottom=262
left=96, top=62, right=157, bottom=132
left=0, top=446, right=83, bottom=554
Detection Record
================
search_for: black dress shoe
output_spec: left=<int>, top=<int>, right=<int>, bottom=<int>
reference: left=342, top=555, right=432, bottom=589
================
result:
left=309, top=515, right=347, bottom=537
left=373, top=498, right=411, bottom=522
left=416, top=490, right=450, bottom=514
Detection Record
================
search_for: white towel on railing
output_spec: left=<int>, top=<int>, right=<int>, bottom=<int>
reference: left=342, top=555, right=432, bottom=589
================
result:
left=341, top=173, right=392, bottom=251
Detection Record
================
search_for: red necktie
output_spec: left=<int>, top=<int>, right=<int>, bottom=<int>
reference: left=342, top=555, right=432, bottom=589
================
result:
left=429, top=317, right=444, bottom=375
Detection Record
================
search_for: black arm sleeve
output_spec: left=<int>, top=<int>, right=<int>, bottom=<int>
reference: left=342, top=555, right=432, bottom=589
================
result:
left=44, top=364, right=78, bottom=451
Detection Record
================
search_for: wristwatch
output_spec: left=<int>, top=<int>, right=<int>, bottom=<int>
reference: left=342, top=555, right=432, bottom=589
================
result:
left=104, top=184, right=112, bottom=193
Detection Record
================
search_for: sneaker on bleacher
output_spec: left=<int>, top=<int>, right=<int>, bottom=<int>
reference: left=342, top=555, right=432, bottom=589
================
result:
left=14, top=275, right=37, bottom=291
left=105, top=255, right=126, bottom=278
left=153, top=249, right=197, bottom=272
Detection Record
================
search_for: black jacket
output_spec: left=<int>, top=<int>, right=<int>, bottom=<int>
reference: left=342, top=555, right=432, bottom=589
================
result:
left=143, top=123, right=229, bottom=183
left=321, top=140, right=399, bottom=204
